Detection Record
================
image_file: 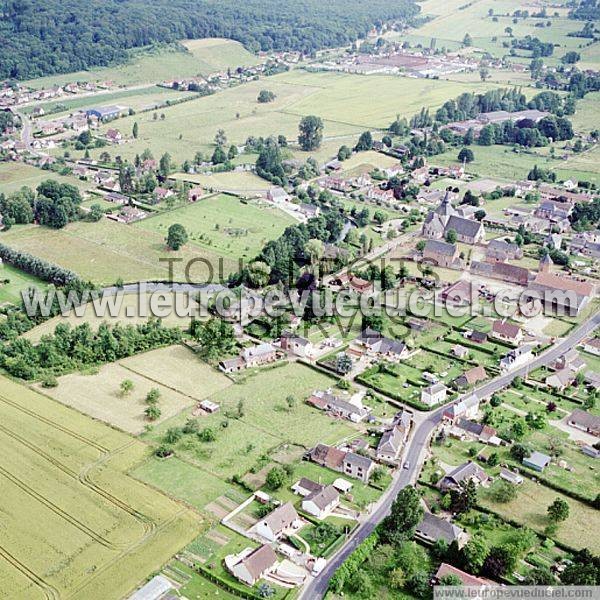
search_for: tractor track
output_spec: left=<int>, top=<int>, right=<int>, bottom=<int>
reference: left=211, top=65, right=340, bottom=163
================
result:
left=0, top=543, right=61, bottom=600
left=0, top=393, right=109, bottom=453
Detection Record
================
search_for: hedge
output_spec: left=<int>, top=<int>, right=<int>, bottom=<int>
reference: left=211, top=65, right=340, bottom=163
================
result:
left=328, top=531, right=380, bottom=593
left=355, top=374, right=429, bottom=411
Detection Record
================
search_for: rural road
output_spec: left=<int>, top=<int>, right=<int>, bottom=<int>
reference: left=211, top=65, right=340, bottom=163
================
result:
left=300, top=308, right=600, bottom=599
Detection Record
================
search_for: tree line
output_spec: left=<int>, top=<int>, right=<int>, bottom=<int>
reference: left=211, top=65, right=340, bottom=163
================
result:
left=0, top=0, right=419, bottom=79
left=0, top=319, right=181, bottom=379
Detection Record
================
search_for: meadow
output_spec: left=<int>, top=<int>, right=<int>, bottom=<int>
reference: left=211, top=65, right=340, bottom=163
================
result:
left=171, top=170, right=270, bottom=194
left=23, top=38, right=261, bottom=89
left=142, top=362, right=357, bottom=483
left=0, top=374, right=200, bottom=599
left=0, top=262, right=46, bottom=305
left=0, top=219, right=237, bottom=286
left=135, top=193, right=295, bottom=261
left=38, top=345, right=232, bottom=434
left=63, top=69, right=499, bottom=166
left=0, top=162, right=90, bottom=195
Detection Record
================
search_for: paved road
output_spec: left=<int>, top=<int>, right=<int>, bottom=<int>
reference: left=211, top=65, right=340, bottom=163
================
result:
left=300, top=309, right=600, bottom=599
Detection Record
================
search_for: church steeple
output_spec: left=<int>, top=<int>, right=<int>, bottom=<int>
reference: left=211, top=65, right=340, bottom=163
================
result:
left=539, top=251, right=553, bottom=273
left=435, top=190, right=455, bottom=218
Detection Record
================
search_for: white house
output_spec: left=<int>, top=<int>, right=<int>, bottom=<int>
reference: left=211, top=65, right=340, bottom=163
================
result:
left=499, top=344, right=535, bottom=372
left=301, top=485, right=340, bottom=519
left=421, top=382, right=447, bottom=407
left=250, top=502, right=301, bottom=542
left=225, top=545, right=278, bottom=586
left=582, top=338, right=600, bottom=357
left=376, top=426, right=405, bottom=461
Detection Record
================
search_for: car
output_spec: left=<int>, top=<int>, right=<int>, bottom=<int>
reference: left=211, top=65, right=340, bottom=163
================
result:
left=403, top=461, right=410, bottom=470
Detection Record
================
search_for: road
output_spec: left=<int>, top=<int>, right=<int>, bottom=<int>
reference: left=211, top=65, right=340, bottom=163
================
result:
left=300, top=308, right=600, bottom=599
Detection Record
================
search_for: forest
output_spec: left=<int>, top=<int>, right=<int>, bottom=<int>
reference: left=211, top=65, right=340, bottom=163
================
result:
left=0, top=0, right=419, bottom=79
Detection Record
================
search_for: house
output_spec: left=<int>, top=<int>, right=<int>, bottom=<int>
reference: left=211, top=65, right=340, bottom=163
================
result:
left=343, top=452, right=374, bottom=483
left=434, top=563, right=488, bottom=588
left=279, top=331, right=312, bottom=358
left=443, top=394, right=480, bottom=423
left=107, top=205, right=146, bottom=224
left=219, top=343, right=278, bottom=373
left=582, top=338, right=600, bottom=357
left=376, top=426, right=405, bottom=461
left=347, top=275, right=373, bottom=294
left=307, top=390, right=372, bottom=423
left=292, top=478, right=324, bottom=497
left=332, top=478, right=352, bottom=494
left=188, top=186, right=203, bottom=202
left=452, top=345, right=469, bottom=359
left=355, top=328, right=409, bottom=361
left=308, top=444, right=346, bottom=472
left=499, top=468, right=523, bottom=485
left=453, top=366, right=487, bottom=390
left=523, top=451, right=551, bottom=472
left=105, top=128, right=122, bottom=143
left=551, top=348, right=585, bottom=373
left=421, top=383, right=447, bottom=407
left=545, top=368, right=575, bottom=392
left=250, top=502, right=301, bottom=542
left=422, top=239, right=460, bottom=268
left=525, top=269, right=595, bottom=316
left=299, top=203, right=320, bottom=218
left=500, top=344, right=535, bottom=372
left=485, top=239, right=523, bottom=262
left=415, top=512, right=467, bottom=547
left=567, top=409, right=600, bottom=437
left=469, top=331, right=488, bottom=344
left=441, top=280, right=474, bottom=307
left=470, top=260, right=531, bottom=286
left=267, top=186, right=290, bottom=203
left=491, top=320, right=523, bottom=345
left=154, top=187, right=174, bottom=201
left=438, top=461, right=490, bottom=491
left=225, top=545, right=278, bottom=586
left=85, top=105, right=123, bottom=120
left=128, top=575, right=174, bottom=600
left=454, top=418, right=501, bottom=446
left=302, top=485, right=340, bottom=519
left=199, top=399, right=219, bottom=413
left=422, top=192, right=485, bottom=245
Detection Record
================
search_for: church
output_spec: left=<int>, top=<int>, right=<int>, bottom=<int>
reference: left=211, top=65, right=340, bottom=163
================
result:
left=422, top=191, right=485, bottom=245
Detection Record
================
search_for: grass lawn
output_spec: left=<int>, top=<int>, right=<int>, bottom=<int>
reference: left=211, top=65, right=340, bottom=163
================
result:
left=0, top=161, right=90, bottom=195
left=23, top=38, right=261, bottom=88
left=480, top=479, right=600, bottom=553
left=0, top=374, right=200, bottom=599
left=171, top=171, right=271, bottom=194
left=143, top=363, right=358, bottom=480
left=0, top=219, right=236, bottom=285
left=168, top=560, right=240, bottom=600
left=135, top=193, right=294, bottom=260
left=0, top=262, right=46, bottom=305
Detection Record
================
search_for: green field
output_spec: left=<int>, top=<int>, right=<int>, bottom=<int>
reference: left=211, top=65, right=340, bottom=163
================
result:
left=0, top=374, right=201, bottom=599
left=60, top=68, right=500, bottom=166
left=406, top=0, right=595, bottom=68
left=0, top=162, right=90, bottom=195
left=171, top=171, right=270, bottom=194
left=0, top=219, right=237, bottom=285
left=142, top=362, right=357, bottom=483
left=135, top=193, right=295, bottom=260
left=0, top=263, right=46, bottom=305
left=38, top=345, right=233, bottom=434
left=23, top=38, right=261, bottom=89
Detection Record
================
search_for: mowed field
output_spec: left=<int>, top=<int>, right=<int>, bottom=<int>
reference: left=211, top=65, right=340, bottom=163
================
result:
left=0, top=218, right=238, bottom=286
left=0, top=374, right=200, bottom=599
left=66, top=69, right=497, bottom=165
left=0, top=263, right=46, bottom=305
left=23, top=38, right=261, bottom=89
left=135, top=194, right=295, bottom=261
left=171, top=170, right=270, bottom=194
left=38, top=345, right=232, bottom=434
left=0, top=162, right=90, bottom=195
